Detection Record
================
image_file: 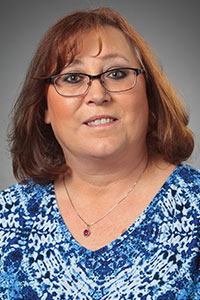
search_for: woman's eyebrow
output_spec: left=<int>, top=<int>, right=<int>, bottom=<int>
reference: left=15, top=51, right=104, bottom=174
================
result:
left=67, top=54, right=130, bottom=67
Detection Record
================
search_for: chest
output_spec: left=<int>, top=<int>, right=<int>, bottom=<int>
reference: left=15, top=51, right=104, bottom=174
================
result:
left=1, top=206, right=197, bottom=300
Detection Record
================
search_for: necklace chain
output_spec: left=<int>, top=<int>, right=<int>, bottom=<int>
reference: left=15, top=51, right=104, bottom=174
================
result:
left=63, top=159, right=149, bottom=237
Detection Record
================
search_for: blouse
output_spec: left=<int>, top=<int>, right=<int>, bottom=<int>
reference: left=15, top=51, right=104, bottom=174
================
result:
left=0, top=164, right=200, bottom=299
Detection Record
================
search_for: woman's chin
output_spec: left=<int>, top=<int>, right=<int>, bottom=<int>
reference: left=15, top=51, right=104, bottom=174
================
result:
left=83, top=141, right=127, bottom=161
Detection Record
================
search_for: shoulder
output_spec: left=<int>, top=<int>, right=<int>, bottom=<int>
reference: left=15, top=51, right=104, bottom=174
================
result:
left=0, top=180, right=54, bottom=202
left=175, top=164, right=200, bottom=181
left=168, top=164, right=200, bottom=190
left=166, top=164, right=200, bottom=214
left=0, top=180, right=55, bottom=221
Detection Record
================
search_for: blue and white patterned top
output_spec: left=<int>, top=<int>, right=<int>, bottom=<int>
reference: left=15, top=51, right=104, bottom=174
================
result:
left=0, top=165, right=200, bottom=299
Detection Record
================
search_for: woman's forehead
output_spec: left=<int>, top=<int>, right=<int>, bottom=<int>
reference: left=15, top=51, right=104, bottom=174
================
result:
left=63, top=26, right=137, bottom=67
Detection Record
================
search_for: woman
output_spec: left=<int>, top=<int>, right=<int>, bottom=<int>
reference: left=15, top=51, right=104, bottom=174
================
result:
left=0, top=7, right=199, bottom=300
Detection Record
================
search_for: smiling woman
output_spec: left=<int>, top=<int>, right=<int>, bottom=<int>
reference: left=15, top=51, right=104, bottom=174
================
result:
left=0, top=7, right=199, bottom=300
left=7, top=9, right=194, bottom=183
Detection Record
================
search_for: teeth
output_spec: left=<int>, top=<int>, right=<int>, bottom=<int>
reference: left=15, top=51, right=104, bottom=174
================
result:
left=87, top=118, right=115, bottom=126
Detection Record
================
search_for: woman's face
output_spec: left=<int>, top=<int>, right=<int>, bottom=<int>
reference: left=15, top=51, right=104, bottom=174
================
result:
left=45, top=26, right=149, bottom=164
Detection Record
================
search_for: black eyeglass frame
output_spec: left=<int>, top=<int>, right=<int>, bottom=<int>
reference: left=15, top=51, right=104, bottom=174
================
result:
left=47, top=67, right=145, bottom=97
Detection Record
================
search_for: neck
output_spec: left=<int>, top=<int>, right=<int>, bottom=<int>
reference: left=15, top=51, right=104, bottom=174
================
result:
left=63, top=147, right=149, bottom=193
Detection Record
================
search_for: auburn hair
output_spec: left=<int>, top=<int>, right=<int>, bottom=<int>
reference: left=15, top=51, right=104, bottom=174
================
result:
left=8, top=7, right=194, bottom=184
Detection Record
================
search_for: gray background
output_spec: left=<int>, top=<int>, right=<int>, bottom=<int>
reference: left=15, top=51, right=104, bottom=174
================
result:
left=1, top=0, right=199, bottom=190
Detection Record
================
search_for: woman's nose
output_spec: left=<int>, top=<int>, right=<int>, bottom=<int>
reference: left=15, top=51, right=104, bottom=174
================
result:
left=83, top=79, right=111, bottom=105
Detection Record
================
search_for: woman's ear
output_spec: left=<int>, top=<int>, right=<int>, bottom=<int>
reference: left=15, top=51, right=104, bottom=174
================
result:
left=44, top=109, right=51, bottom=124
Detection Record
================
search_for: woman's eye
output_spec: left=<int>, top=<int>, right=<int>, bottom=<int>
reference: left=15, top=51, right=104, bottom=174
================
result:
left=62, top=74, right=83, bottom=84
left=108, top=69, right=127, bottom=79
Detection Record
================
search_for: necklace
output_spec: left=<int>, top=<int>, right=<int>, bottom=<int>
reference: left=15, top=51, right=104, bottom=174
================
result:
left=63, top=160, right=148, bottom=237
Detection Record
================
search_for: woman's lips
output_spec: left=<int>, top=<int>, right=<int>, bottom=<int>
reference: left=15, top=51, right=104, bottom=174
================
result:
left=84, top=115, right=118, bottom=126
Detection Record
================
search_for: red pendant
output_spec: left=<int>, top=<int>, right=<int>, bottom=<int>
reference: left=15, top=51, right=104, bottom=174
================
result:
left=83, top=226, right=91, bottom=237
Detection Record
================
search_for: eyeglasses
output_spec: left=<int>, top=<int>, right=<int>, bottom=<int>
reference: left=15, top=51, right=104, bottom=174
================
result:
left=47, top=67, right=145, bottom=97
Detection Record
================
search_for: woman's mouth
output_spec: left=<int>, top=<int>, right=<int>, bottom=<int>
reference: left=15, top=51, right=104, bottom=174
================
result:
left=86, top=117, right=116, bottom=126
left=84, top=115, right=118, bottom=127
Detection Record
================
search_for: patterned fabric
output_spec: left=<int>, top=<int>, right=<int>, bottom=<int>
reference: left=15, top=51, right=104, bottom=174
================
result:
left=0, top=165, right=199, bottom=299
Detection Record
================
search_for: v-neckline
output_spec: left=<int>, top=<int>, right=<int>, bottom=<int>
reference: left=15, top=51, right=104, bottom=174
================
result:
left=50, top=165, right=182, bottom=253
